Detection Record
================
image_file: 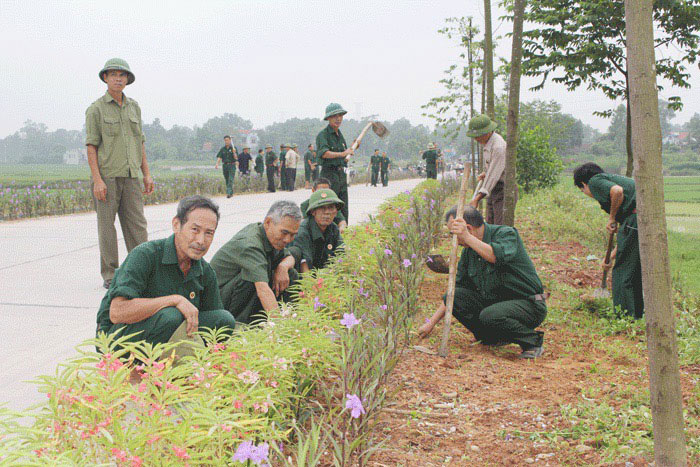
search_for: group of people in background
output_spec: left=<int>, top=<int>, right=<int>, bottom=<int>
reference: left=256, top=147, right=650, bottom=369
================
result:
left=369, top=149, right=392, bottom=187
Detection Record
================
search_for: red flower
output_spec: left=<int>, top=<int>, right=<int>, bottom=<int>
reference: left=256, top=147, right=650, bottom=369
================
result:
left=172, top=445, right=190, bottom=460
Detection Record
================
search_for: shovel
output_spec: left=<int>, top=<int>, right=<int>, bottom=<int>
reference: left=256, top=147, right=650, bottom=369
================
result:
left=345, top=122, right=389, bottom=182
left=593, top=231, right=616, bottom=299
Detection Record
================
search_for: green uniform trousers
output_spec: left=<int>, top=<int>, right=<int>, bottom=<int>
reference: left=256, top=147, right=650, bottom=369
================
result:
left=223, top=163, right=236, bottom=196
left=229, top=269, right=299, bottom=325
left=613, top=214, right=644, bottom=318
left=305, top=166, right=312, bottom=182
left=266, top=169, right=276, bottom=192
left=320, top=166, right=349, bottom=222
left=107, top=306, right=236, bottom=346
left=312, top=167, right=320, bottom=182
left=426, top=167, right=437, bottom=179
left=380, top=169, right=389, bottom=187
left=370, top=168, right=379, bottom=186
left=93, top=177, right=148, bottom=282
left=447, top=287, right=546, bottom=349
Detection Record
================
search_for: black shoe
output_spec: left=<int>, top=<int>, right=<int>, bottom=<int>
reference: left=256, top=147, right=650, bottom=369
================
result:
left=103, top=279, right=112, bottom=289
left=519, top=346, right=544, bottom=359
left=226, top=194, right=232, bottom=198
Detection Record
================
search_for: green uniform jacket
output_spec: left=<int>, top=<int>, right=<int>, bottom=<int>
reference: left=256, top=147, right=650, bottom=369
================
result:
left=457, top=224, right=543, bottom=301
left=96, top=235, right=224, bottom=335
left=300, top=198, right=346, bottom=225
left=216, top=145, right=237, bottom=164
left=316, top=125, right=348, bottom=168
left=255, top=154, right=265, bottom=173
left=422, top=149, right=438, bottom=169
left=370, top=154, right=382, bottom=170
left=304, top=151, right=315, bottom=174
left=265, top=151, right=278, bottom=169
left=210, top=223, right=291, bottom=320
left=587, top=173, right=636, bottom=223
left=279, top=149, right=287, bottom=166
left=288, top=218, right=343, bottom=270
left=85, top=92, right=145, bottom=178
left=380, top=156, right=391, bottom=171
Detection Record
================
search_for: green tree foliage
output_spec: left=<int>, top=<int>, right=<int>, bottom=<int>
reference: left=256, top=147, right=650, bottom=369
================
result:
left=516, top=126, right=562, bottom=193
left=522, top=0, right=700, bottom=174
left=685, top=113, right=700, bottom=150
left=0, top=120, right=83, bottom=164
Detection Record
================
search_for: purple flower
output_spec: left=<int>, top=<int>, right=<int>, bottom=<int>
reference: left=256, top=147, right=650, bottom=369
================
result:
left=402, top=259, right=412, bottom=268
left=393, top=222, right=400, bottom=228
left=426, top=256, right=433, bottom=263
left=380, top=305, right=388, bottom=310
left=368, top=247, right=375, bottom=255
left=384, top=249, right=392, bottom=256
left=345, top=394, right=366, bottom=418
left=411, top=253, right=417, bottom=259
left=313, top=296, right=325, bottom=310
left=233, top=441, right=269, bottom=465
left=358, top=287, right=369, bottom=298
left=404, top=190, right=411, bottom=195
left=398, top=233, right=406, bottom=241
left=340, top=313, right=360, bottom=329
left=250, top=443, right=269, bottom=464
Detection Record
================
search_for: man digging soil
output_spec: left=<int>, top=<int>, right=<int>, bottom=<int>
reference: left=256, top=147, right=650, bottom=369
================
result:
left=419, top=206, right=547, bottom=359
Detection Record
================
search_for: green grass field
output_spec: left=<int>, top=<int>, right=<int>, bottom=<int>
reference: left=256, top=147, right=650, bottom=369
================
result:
left=664, top=176, right=700, bottom=203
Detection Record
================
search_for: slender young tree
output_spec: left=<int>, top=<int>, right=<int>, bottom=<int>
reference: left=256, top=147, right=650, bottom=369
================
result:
left=483, top=0, right=495, bottom=120
left=468, top=17, right=477, bottom=187
left=503, top=0, right=526, bottom=226
left=625, top=0, right=687, bottom=464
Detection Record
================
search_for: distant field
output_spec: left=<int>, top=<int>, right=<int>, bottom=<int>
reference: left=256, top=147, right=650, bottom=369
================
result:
left=664, top=177, right=700, bottom=292
left=664, top=176, right=700, bottom=203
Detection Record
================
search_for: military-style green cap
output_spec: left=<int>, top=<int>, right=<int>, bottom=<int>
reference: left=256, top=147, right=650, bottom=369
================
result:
left=466, top=115, right=497, bottom=137
left=243, top=146, right=250, bottom=150
left=324, top=103, right=347, bottom=120
left=306, top=188, right=344, bottom=215
left=292, top=144, right=298, bottom=148
left=283, top=143, right=291, bottom=148
left=265, top=144, right=272, bottom=149
left=99, top=58, right=135, bottom=85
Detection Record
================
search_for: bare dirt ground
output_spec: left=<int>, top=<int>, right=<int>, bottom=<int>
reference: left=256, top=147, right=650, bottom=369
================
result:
left=368, top=236, right=697, bottom=466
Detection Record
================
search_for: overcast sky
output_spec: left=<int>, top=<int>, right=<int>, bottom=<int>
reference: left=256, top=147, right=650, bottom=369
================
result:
left=1, top=0, right=698, bottom=138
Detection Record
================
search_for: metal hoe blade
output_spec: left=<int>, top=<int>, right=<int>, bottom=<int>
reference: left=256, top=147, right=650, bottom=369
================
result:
left=371, top=121, right=389, bottom=138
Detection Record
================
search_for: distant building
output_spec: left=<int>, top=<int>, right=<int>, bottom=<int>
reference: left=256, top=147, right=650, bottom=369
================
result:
left=63, top=148, right=86, bottom=165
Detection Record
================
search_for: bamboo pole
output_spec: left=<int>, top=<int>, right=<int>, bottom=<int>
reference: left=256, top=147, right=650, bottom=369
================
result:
left=439, top=163, right=472, bottom=357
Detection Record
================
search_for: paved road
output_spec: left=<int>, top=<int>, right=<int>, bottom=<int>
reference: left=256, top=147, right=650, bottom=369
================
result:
left=0, top=178, right=423, bottom=410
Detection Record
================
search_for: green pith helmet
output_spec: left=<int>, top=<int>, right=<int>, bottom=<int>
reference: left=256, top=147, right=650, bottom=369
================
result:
left=243, top=146, right=250, bottom=150
left=283, top=143, right=291, bottom=148
left=99, top=58, right=135, bottom=85
left=265, top=144, right=272, bottom=149
left=324, top=103, right=347, bottom=120
left=292, top=144, right=298, bottom=148
left=306, top=188, right=344, bottom=215
left=466, top=115, right=498, bottom=137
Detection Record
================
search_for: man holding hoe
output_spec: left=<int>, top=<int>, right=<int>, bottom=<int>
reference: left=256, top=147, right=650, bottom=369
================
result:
left=316, top=103, right=353, bottom=223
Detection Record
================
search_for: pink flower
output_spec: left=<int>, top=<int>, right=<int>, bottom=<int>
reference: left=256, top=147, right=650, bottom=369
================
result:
left=130, top=456, right=143, bottom=467
left=340, top=313, right=360, bottom=329
left=402, top=259, right=412, bottom=267
left=172, top=445, right=190, bottom=460
left=238, top=370, right=260, bottom=385
left=233, top=400, right=243, bottom=409
left=111, top=448, right=128, bottom=462
left=345, top=394, right=366, bottom=418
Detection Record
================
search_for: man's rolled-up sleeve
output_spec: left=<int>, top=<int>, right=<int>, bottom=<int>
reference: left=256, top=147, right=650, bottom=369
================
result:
left=85, top=105, right=102, bottom=147
left=479, top=143, right=506, bottom=197
left=490, top=229, right=519, bottom=265
left=110, top=247, right=152, bottom=300
left=316, top=131, right=330, bottom=158
left=238, top=246, right=270, bottom=284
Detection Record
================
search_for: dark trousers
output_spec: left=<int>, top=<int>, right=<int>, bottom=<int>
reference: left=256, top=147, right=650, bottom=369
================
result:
left=321, top=166, right=349, bottom=222
left=613, top=214, right=644, bottom=318
left=447, top=287, right=546, bottom=349
left=370, top=168, right=379, bottom=186
left=380, top=169, right=389, bottom=186
left=286, top=168, right=297, bottom=191
left=312, top=167, right=320, bottom=181
left=426, top=166, right=437, bottom=179
left=229, top=269, right=299, bottom=325
left=486, top=181, right=519, bottom=225
left=266, top=169, right=276, bottom=192
left=222, top=164, right=236, bottom=196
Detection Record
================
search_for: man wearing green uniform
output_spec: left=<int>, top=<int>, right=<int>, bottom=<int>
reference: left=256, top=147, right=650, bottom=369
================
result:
left=215, top=135, right=238, bottom=198
left=300, top=178, right=347, bottom=233
left=255, top=149, right=265, bottom=178
left=304, top=144, right=317, bottom=189
left=211, top=201, right=301, bottom=324
left=86, top=58, right=154, bottom=289
left=419, top=206, right=547, bottom=359
left=380, top=152, right=391, bottom=187
left=422, top=143, right=439, bottom=180
left=316, top=103, right=354, bottom=223
left=279, top=144, right=288, bottom=190
left=264, top=144, right=278, bottom=193
left=574, top=163, right=643, bottom=319
left=289, top=189, right=344, bottom=273
left=96, top=196, right=236, bottom=346
left=370, top=149, right=381, bottom=186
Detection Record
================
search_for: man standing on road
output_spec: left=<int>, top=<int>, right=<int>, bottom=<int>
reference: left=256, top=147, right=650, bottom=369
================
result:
left=467, top=115, right=510, bottom=225
left=422, top=143, right=440, bottom=180
left=304, top=144, right=317, bottom=189
left=265, top=144, right=278, bottom=193
left=96, top=196, right=236, bottom=346
left=215, top=135, right=238, bottom=198
left=238, top=146, right=252, bottom=176
left=285, top=144, right=300, bottom=191
left=380, top=151, right=391, bottom=187
left=419, top=206, right=547, bottom=359
left=211, top=201, right=301, bottom=324
left=289, top=189, right=344, bottom=273
left=316, top=103, right=353, bottom=223
left=370, top=149, right=381, bottom=186
left=86, top=58, right=154, bottom=289
left=255, top=149, right=265, bottom=179
left=279, top=144, right=288, bottom=190
left=574, top=163, right=644, bottom=319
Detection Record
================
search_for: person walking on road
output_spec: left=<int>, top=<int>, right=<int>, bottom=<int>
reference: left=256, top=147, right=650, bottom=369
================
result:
left=285, top=144, right=300, bottom=191
left=419, top=206, right=547, bottom=359
left=380, top=151, right=391, bottom=187
left=316, top=103, right=353, bottom=223
left=86, top=58, right=154, bottom=289
left=265, top=144, right=278, bottom=193
left=255, top=149, right=265, bottom=179
left=467, top=115, right=511, bottom=225
left=370, top=149, right=381, bottom=186
left=574, top=163, right=644, bottom=319
left=215, top=135, right=238, bottom=198
left=210, top=201, right=301, bottom=324
left=422, top=143, right=440, bottom=180
left=96, top=195, right=236, bottom=347
left=304, top=144, right=317, bottom=188
left=279, top=144, right=288, bottom=190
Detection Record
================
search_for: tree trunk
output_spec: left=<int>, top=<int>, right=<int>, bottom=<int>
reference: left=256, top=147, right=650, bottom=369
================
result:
left=468, top=18, right=477, bottom=188
left=502, top=0, right=526, bottom=227
left=625, top=78, right=634, bottom=177
left=625, top=1, right=687, bottom=465
left=483, top=0, right=495, bottom=121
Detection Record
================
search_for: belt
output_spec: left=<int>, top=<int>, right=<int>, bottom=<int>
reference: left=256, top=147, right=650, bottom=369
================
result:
left=530, top=293, right=550, bottom=302
left=322, top=165, right=344, bottom=171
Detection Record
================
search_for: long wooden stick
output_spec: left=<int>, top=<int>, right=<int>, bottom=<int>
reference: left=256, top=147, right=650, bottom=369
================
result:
left=439, top=163, right=472, bottom=357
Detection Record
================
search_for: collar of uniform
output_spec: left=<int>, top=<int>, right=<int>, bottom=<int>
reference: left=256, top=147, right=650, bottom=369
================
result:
left=162, top=234, right=203, bottom=277
left=325, top=124, right=341, bottom=137
left=256, top=223, right=275, bottom=254
left=483, top=132, right=497, bottom=151
left=308, top=218, right=327, bottom=242
left=102, top=91, right=128, bottom=105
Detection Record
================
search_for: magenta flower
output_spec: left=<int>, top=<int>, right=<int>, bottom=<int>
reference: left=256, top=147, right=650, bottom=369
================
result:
left=384, top=249, right=392, bottom=256
left=340, top=313, right=360, bottom=329
left=398, top=233, right=406, bottom=241
left=368, top=247, right=375, bottom=255
left=402, top=259, right=412, bottom=268
left=345, top=394, right=366, bottom=418
left=393, top=222, right=400, bottom=228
